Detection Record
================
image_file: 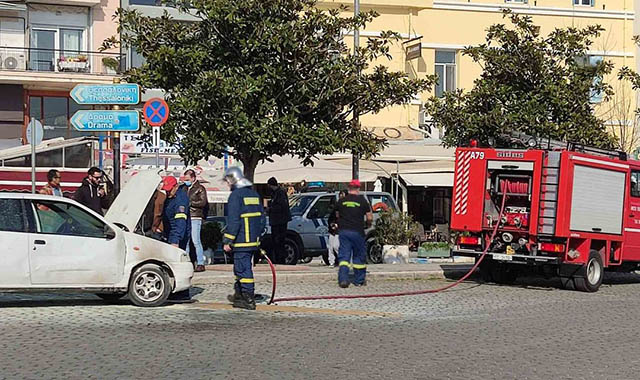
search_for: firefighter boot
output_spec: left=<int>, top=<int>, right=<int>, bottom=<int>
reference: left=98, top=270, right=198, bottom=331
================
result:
left=233, top=293, right=256, bottom=310
left=227, top=290, right=241, bottom=304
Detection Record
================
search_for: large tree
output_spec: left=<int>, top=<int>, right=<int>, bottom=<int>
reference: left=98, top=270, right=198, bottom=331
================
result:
left=106, top=0, right=433, bottom=180
left=425, top=10, right=616, bottom=149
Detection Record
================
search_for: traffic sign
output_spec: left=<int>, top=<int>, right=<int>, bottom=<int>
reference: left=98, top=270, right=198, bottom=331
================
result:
left=71, top=110, right=140, bottom=132
left=26, top=118, right=43, bottom=145
left=143, top=98, right=170, bottom=127
left=152, top=126, right=161, bottom=149
left=70, top=84, right=140, bottom=105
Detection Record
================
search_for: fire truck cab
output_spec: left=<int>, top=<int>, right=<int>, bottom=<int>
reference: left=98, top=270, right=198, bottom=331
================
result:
left=451, top=140, right=640, bottom=292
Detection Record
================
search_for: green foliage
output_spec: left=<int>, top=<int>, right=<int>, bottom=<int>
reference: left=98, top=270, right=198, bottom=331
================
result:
left=104, top=0, right=434, bottom=179
left=101, top=57, right=120, bottom=71
left=424, top=10, right=615, bottom=149
left=201, top=221, right=223, bottom=250
left=420, top=241, right=450, bottom=250
left=374, top=210, right=420, bottom=246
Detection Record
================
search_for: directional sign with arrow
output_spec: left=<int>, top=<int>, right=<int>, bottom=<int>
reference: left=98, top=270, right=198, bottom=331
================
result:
left=71, top=84, right=140, bottom=105
left=71, top=110, right=140, bottom=132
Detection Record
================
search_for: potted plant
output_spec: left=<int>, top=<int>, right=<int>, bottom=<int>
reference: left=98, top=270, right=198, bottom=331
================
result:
left=418, top=241, right=451, bottom=258
left=102, top=56, right=120, bottom=74
left=201, top=221, right=224, bottom=264
left=374, top=210, right=420, bottom=264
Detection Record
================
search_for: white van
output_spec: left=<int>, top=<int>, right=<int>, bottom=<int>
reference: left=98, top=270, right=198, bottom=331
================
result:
left=0, top=170, right=193, bottom=307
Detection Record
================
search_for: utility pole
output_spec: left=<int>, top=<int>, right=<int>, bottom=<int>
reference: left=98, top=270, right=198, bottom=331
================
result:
left=352, top=0, right=360, bottom=180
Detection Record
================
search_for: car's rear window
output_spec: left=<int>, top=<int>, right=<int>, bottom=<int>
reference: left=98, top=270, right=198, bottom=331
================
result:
left=0, top=199, right=26, bottom=233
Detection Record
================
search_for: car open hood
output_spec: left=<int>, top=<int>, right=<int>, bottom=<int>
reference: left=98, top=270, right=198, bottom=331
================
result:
left=104, top=169, right=162, bottom=232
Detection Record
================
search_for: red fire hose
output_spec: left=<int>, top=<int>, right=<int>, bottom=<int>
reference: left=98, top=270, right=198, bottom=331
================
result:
left=261, top=186, right=509, bottom=305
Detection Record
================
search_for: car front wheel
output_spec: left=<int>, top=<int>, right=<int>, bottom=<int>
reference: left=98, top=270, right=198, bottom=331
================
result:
left=367, top=238, right=383, bottom=264
left=283, top=238, right=301, bottom=265
left=128, top=264, right=171, bottom=307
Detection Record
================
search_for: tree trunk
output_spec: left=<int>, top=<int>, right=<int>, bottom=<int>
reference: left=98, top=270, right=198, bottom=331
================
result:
left=240, top=154, right=260, bottom=183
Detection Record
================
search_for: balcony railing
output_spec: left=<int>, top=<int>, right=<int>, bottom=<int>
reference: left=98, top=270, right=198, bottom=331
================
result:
left=0, top=47, right=126, bottom=75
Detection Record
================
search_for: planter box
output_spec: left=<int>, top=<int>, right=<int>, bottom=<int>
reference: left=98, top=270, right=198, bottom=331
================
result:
left=58, top=60, right=89, bottom=72
left=418, top=247, right=450, bottom=258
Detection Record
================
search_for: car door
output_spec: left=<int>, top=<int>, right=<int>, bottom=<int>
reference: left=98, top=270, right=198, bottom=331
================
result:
left=27, top=198, right=125, bottom=286
left=0, top=198, right=31, bottom=287
left=302, top=195, right=335, bottom=251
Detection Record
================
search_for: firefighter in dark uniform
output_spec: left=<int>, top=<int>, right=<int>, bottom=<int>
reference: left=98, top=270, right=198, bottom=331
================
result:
left=161, top=176, right=192, bottom=301
left=223, top=167, right=266, bottom=310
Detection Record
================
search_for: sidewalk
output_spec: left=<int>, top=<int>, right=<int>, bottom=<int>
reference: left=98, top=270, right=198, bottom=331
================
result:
left=192, top=257, right=475, bottom=285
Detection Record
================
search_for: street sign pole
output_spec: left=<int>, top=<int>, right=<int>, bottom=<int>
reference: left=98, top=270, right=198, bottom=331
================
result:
left=352, top=0, right=360, bottom=181
left=113, top=79, right=121, bottom=197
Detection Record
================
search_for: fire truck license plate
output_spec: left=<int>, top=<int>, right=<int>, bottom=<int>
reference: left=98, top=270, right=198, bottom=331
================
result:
left=492, top=254, right=513, bottom=261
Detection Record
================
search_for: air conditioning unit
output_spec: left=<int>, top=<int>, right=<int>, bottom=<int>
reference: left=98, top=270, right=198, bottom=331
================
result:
left=0, top=52, right=26, bottom=71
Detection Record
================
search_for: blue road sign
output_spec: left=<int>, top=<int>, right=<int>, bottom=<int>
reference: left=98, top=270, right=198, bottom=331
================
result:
left=71, top=110, right=140, bottom=132
left=70, top=84, right=140, bottom=105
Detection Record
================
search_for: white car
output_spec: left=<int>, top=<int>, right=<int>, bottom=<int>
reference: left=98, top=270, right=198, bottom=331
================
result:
left=0, top=170, right=193, bottom=307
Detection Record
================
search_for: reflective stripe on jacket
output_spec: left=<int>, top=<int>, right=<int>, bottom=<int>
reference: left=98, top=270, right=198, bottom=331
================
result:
left=222, top=186, right=266, bottom=251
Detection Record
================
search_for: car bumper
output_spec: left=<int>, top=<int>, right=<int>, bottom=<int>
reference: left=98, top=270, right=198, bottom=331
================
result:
left=170, top=262, right=194, bottom=293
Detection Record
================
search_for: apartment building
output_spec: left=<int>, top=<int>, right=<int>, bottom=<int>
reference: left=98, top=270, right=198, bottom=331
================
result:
left=0, top=0, right=121, bottom=149
left=319, top=0, right=636, bottom=141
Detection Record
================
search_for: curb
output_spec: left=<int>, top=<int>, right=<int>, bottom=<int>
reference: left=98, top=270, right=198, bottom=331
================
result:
left=192, top=265, right=475, bottom=285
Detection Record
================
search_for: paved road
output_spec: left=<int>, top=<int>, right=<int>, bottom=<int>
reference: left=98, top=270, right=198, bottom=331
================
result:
left=2, top=273, right=640, bottom=379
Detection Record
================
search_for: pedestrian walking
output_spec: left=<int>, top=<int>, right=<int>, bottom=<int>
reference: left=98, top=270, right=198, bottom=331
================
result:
left=39, top=169, right=63, bottom=197
left=336, top=180, right=373, bottom=288
left=161, top=175, right=192, bottom=301
left=266, top=176, right=291, bottom=264
left=324, top=190, right=347, bottom=267
left=223, top=167, right=266, bottom=310
left=74, top=167, right=110, bottom=215
left=184, top=169, right=208, bottom=272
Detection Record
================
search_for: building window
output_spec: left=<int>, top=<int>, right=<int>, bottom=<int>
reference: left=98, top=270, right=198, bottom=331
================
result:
left=60, top=29, right=83, bottom=59
left=573, top=0, right=594, bottom=6
left=29, top=95, right=94, bottom=141
left=435, top=50, right=456, bottom=98
left=130, top=47, right=146, bottom=69
left=576, top=55, right=604, bottom=103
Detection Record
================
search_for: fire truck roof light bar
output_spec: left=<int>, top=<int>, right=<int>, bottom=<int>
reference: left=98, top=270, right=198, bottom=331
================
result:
left=506, top=132, right=627, bottom=161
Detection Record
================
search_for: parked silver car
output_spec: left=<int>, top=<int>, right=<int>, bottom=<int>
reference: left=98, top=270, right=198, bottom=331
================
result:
left=262, top=191, right=397, bottom=264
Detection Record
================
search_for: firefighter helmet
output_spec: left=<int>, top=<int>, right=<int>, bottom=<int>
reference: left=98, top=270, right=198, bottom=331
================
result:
left=224, top=166, right=252, bottom=188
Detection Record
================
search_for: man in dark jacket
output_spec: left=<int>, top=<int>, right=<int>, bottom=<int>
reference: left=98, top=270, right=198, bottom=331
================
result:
left=267, top=177, right=291, bottom=264
left=161, top=176, right=192, bottom=301
left=74, top=167, right=110, bottom=215
left=184, top=169, right=208, bottom=272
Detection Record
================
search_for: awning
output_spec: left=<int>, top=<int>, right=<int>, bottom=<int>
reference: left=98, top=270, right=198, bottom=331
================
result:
left=254, top=155, right=378, bottom=184
left=401, top=172, right=453, bottom=187
left=0, top=2, right=27, bottom=11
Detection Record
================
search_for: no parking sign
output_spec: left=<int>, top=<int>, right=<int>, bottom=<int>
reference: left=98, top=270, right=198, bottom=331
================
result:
left=143, top=98, right=170, bottom=127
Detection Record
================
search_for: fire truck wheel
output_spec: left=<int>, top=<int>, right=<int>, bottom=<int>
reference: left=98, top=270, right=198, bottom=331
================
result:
left=573, top=251, right=604, bottom=292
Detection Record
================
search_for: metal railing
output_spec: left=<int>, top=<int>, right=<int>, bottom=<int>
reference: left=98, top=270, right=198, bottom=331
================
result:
left=0, top=47, right=126, bottom=75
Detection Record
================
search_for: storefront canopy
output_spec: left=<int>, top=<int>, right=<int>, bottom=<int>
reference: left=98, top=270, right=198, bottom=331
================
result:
left=401, top=172, right=453, bottom=187
left=0, top=2, right=27, bottom=11
left=254, top=155, right=378, bottom=184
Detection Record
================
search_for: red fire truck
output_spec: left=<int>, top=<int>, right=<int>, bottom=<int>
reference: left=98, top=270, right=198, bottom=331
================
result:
left=450, top=137, right=640, bottom=292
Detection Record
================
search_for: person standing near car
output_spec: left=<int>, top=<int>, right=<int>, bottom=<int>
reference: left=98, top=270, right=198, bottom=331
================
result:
left=74, top=167, right=110, bottom=215
left=161, top=176, right=192, bottom=301
left=336, top=180, right=373, bottom=288
left=40, top=169, right=63, bottom=197
left=184, top=169, right=208, bottom=272
left=223, top=167, right=266, bottom=310
left=267, top=177, right=291, bottom=264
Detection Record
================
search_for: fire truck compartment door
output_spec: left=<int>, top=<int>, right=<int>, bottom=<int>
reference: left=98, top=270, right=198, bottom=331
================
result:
left=570, top=165, right=625, bottom=234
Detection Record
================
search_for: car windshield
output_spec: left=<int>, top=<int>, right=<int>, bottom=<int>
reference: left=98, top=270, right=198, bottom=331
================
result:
left=289, top=195, right=315, bottom=216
